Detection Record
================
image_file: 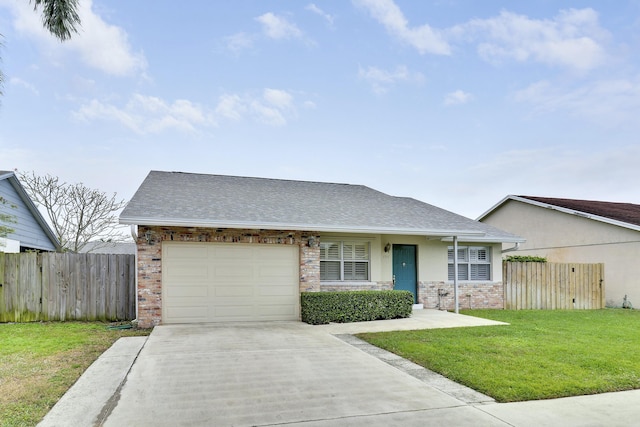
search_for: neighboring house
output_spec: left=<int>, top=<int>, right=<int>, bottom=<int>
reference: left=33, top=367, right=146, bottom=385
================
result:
left=79, top=241, right=136, bottom=255
left=0, top=170, right=60, bottom=253
left=120, top=171, right=523, bottom=327
left=478, top=195, right=640, bottom=308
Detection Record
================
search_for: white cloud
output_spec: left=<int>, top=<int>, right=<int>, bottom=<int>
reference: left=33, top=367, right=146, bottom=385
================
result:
left=214, top=94, right=247, bottom=121
left=72, top=94, right=216, bottom=134
left=354, top=1, right=608, bottom=71
left=353, top=0, right=451, bottom=55
left=3, top=0, right=146, bottom=76
left=255, top=12, right=303, bottom=40
left=444, top=90, right=472, bottom=106
left=514, top=77, right=640, bottom=127
left=9, top=77, right=39, bottom=95
left=215, top=88, right=300, bottom=127
left=225, top=32, right=254, bottom=53
left=358, top=65, right=424, bottom=94
left=452, top=8, right=609, bottom=71
left=306, top=4, right=334, bottom=26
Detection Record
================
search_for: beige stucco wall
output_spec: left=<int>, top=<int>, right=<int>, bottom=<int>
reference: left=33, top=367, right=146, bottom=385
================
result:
left=481, top=199, right=640, bottom=307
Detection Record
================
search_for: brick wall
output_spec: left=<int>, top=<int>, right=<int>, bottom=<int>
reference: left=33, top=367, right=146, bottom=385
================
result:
left=135, top=226, right=319, bottom=328
left=418, top=281, right=504, bottom=310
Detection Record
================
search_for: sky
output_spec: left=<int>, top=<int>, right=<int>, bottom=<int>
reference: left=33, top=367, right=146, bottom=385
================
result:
left=1, top=0, right=639, bottom=221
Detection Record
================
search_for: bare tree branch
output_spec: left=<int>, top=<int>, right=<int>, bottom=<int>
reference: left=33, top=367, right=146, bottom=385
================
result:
left=19, top=171, right=128, bottom=252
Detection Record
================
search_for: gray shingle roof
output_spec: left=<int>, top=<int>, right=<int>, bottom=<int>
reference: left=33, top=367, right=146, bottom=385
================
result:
left=120, top=171, right=522, bottom=242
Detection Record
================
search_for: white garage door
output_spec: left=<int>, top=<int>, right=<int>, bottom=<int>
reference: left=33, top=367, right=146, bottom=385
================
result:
left=162, top=242, right=300, bottom=323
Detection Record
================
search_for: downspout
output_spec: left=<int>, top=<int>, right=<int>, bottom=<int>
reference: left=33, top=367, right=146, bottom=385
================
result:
left=502, top=242, right=520, bottom=253
left=453, top=235, right=459, bottom=314
left=130, top=225, right=139, bottom=324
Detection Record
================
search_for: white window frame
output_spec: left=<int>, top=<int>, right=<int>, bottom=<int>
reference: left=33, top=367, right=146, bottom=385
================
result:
left=448, top=246, right=491, bottom=281
left=320, top=241, right=370, bottom=281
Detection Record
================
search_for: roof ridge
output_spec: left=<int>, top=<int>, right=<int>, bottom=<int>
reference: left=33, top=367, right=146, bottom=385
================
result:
left=151, top=170, right=375, bottom=190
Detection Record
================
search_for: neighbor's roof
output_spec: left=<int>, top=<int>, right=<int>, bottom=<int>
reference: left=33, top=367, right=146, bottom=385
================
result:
left=0, top=170, right=61, bottom=251
left=478, top=195, right=640, bottom=232
left=121, top=171, right=522, bottom=242
left=79, top=241, right=136, bottom=255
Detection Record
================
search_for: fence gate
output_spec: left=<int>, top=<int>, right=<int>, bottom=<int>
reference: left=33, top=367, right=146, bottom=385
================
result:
left=0, top=252, right=136, bottom=322
left=503, top=262, right=605, bottom=310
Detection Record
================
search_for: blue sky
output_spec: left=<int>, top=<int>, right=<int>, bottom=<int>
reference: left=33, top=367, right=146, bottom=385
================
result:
left=1, top=0, right=639, bottom=219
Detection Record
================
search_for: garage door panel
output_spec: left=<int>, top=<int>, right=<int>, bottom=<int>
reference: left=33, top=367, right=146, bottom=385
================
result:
left=165, top=285, right=209, bottom=298
left=164, top=245, right=208, bottom=260
left=258, top=285, right=296, bottom=296
left=214, top=265, right=255, bottom=278
left=163, top=242, right=299, bottom=323
left=258, top=265, right=297, bottom=277
left=165, top=306, right=208, bottom=322
left=214, top=286, right=254, bottom=297
left=213, top=305, right=255, bottom=318
left=212, top=246, right=254, bottom=259
left=164, top=264, right=209, bottom=278
left=258, top=304, right=297, bottom=316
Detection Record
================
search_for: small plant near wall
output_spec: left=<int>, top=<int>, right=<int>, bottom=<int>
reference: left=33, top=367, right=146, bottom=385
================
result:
left=504, top=255, right=547, bottom=263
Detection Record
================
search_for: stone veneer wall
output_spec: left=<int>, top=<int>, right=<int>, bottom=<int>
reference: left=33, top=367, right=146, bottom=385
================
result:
left=136, top=226, right=320, bottom=328
left=319, top=282, right=394, bottom=292
left=418, top=281, right=504, bottom=310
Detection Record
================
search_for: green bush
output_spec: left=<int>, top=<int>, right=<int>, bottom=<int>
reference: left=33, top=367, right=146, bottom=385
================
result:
left=504, top=255, right=547, bottom=263
left=300, top=290, right=414, bottom=325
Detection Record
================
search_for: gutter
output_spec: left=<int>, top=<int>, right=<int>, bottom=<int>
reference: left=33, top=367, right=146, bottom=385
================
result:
left=119, top=217, right=488, bottom=238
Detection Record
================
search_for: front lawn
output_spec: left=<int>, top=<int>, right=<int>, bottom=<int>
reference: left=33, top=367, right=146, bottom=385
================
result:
left=0, top=322, right=150, bottom=427
left=357, top=309, right=640, bottom=402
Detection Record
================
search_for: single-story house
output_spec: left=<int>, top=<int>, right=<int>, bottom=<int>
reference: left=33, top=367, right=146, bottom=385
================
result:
left=0, top=170, right=60, bottom=253
left=120, top=171, right=523, bottom=327
left=478, top=195, right=640, bottom=308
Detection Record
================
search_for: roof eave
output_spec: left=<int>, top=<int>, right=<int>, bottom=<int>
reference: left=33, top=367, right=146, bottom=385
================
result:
left=119, top=217, right=497, bottom=239
left=493, top=195, right=640, bottom=233
left=4, top=174, right=62, bottom=251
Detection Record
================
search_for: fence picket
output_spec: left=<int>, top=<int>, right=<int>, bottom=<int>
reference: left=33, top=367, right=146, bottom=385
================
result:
left=503, top=262, right=604, bottom=310
left=0, top=253, right=135, bottom=322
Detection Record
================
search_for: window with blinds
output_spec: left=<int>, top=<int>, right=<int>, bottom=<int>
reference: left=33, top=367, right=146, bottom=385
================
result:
left=447, top=246, right=491, bottom=281
left=320, top=241, right=370, bottom=281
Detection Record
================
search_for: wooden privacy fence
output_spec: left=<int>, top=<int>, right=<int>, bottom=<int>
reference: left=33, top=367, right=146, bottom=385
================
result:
left=503, top=262, right=605, bottom=310
left=0, top=252, right=135, bottom=322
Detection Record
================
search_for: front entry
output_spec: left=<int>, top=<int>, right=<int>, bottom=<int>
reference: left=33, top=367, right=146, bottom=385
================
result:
left=392, top=244, right=417, bottom=303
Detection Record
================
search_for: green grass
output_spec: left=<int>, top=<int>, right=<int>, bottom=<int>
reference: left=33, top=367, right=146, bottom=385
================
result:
left=357, top=309, right=640, bottom=402
left=0, top=322, right=150, bottom=427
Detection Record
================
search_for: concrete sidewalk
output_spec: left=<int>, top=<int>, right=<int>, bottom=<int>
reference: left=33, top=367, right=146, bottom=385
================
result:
left=37, top=310, right=640, bottom=426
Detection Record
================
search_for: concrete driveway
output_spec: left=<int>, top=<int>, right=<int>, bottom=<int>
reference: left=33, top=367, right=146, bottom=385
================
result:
left=39, top=310, right=640, bottom=426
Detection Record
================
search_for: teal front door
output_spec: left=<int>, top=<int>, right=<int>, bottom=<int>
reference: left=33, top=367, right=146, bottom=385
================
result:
left=392, top=244, right=417, bottom=303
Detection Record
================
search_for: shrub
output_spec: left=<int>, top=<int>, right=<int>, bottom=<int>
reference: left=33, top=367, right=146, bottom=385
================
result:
left=300, top=290, right=413, bottom=325
left=504, top=255, right=547, bottom=263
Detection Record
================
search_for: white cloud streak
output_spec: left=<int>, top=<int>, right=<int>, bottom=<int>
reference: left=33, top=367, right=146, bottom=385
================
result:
left=306, top=3, right=334, bottom=26
left=358, top=65, right=424, bottom=94
left=514, top=77, right=640, bottom=127
left=9, top=77, right=39, bottom=95
left=73, top=94, right=216, bottom=134
left=215, top=88, right=298, bottom=126
left=72, top=89, right=302, bottom=133
left=453, top=8, right=609, bottom=71
left=444, top=90, right=473, bottom=106
left=255, top=12, right=303, bottom=40
left=353, top=0, right=451, bottom=55
left=355, top=1, right=609, bottom=71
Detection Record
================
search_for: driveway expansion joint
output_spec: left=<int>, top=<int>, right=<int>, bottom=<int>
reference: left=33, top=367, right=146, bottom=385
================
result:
left=334, top=334, right=495, bottom=406
left=94, top=335, right=150, bottom=426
